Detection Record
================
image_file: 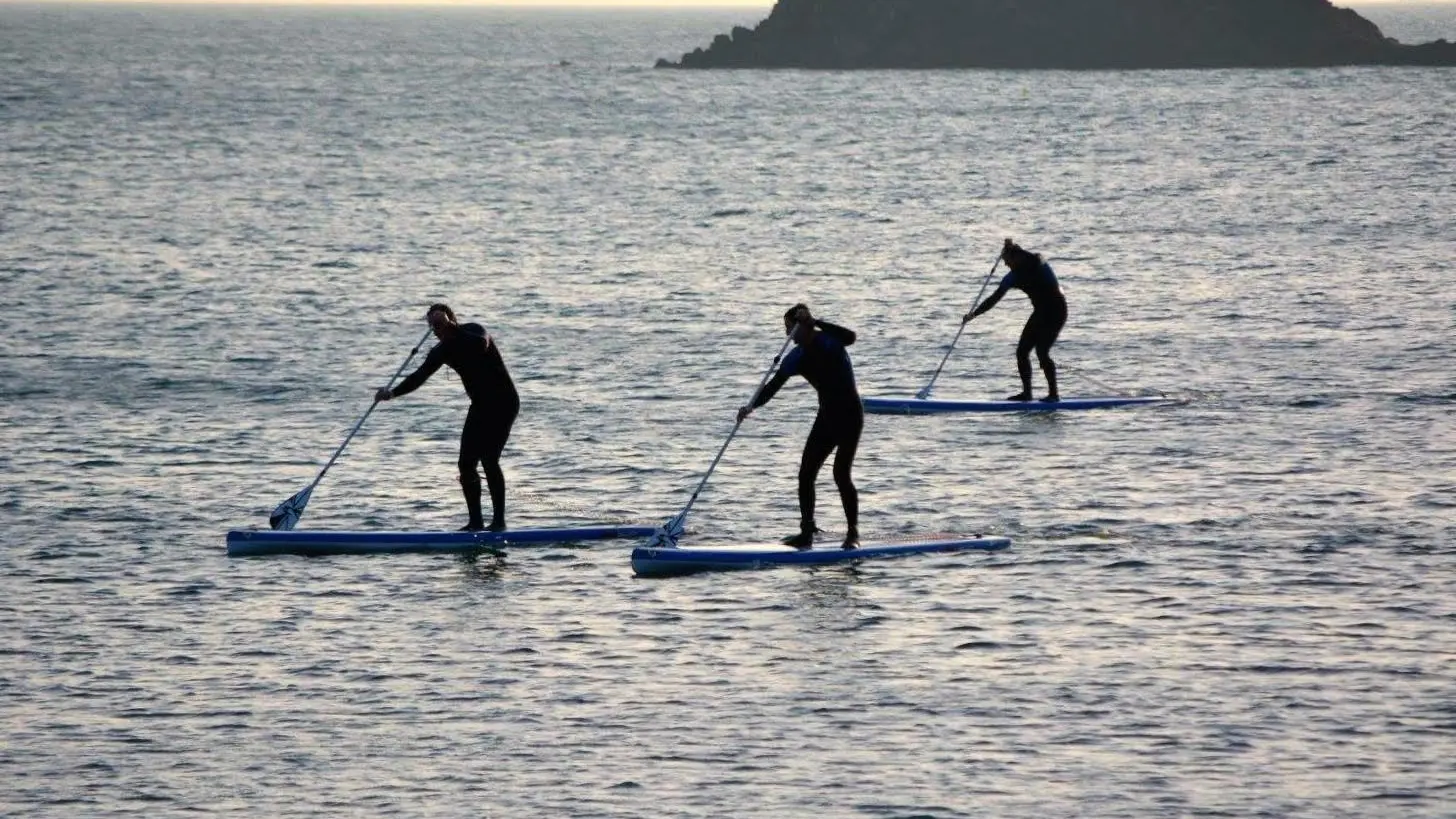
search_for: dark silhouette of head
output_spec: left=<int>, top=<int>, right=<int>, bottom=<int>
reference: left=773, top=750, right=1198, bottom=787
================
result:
left=1002, top=238, right=1039, bottom=269
left=426, top=303, right=460, bottom=339
left=783, top=303, right=813, bottom=340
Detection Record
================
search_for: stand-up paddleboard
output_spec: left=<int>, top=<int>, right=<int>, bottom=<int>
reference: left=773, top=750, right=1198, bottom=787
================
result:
left=863, top=395, right=1179, bottom=415
left=631, top=534, right=1011, bottom=577
left=227, top=524, right=655, bottom=557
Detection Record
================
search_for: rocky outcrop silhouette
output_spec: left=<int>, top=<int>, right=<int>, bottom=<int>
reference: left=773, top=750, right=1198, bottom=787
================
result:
left=656, top=0, right=1456, bottom=69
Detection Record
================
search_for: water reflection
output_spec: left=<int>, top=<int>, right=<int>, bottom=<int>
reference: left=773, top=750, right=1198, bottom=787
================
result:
left=793, top=564, right=870, bottom=626
left=455, top=548, right=508, bottom=584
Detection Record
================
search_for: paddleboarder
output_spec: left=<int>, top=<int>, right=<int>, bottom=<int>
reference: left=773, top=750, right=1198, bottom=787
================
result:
left=963, top=238, right=1066, bottom=402
left=375, top=304, right=519, bottom=531
left=738, top=304, right=863, bottom=550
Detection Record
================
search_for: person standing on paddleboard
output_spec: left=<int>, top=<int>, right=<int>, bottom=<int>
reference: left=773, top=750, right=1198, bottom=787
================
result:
left=375, top=304, right=520, bottom=532
left=738, top=304, right=863, bottom=550
left=963, top=238, right=1067, bottom=402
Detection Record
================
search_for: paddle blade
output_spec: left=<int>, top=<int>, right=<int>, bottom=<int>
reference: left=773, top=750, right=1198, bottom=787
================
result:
left=914, top=386, right=932, bottom=400
left=646, top=514, right=686, bottom=549
left=269, top=486, right=314, bottom=531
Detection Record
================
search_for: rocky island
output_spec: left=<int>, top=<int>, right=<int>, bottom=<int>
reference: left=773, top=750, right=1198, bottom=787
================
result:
left=656, top=0, right=1456, bottom=70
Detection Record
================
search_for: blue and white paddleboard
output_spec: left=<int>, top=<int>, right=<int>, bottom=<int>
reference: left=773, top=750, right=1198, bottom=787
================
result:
left=227, top=524, right=656, bottom=557
left=631, top=535, right=1011, bottom=577
left=862, top=395, right=1178, bottom=415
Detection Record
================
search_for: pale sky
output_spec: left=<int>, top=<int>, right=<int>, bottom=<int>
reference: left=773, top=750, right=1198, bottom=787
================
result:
left=9, top=0, right=1451, bottom=6
left=10, top=0, right=777, bottom=5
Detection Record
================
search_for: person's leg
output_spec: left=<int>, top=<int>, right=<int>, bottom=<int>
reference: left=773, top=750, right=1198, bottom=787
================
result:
left=457, top=405, right=487, bottom=530
left=1035, top=343, right=1059, bottom=401
left=830, top=411, right=863, bottom=548
left=1010, top=320, right=1036, bottom=401
left=788, top=414, right=835, bottom=548
left=479, top=404, right=518, bottom=531
left=1035, top=306, right=1066, bottom=401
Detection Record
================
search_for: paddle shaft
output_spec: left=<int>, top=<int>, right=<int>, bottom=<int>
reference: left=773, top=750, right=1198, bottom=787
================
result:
left=918, top=256, right=1001, bottom=398
left=671, top=334, right=795, bottom=527
left=299, top=326, right=434, bottom=497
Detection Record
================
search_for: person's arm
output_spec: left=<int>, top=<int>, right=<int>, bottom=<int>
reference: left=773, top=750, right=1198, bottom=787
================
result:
left=458, top=322, right=488, bottom=341
left=964, top=275, right=1013, bottom=323
left=381, top=344, right=445, bottom=400
left=814, top=319, right=856, bottom=346
left=738, top=348, right=802, bottom=421
left=751, top=369, right=792, bottom=410
left=457, top=321, right=495, bottom=353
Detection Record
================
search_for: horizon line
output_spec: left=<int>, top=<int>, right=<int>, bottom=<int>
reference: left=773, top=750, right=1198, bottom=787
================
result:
left=0, top=0, right=776, bottom=6
left=0, top=0, right=1446, bottom=7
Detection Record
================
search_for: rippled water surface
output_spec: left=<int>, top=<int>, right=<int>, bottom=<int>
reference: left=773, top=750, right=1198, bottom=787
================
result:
left=2, top=5, right=1454, bottom=817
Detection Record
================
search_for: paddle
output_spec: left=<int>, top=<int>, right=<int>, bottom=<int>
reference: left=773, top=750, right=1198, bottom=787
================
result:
left=268, top=326, right=435, bottom=531
left=645, top=334, right=796, bottom=549
left=915, top=254, right=1002, bottom=400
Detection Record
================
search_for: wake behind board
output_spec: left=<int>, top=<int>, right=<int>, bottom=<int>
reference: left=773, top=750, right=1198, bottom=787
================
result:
left=863, top=395, right=1178, bottom=415
left=631, top=535, right=1011, bottom=577
left=227, top=524, right=655, bottom=558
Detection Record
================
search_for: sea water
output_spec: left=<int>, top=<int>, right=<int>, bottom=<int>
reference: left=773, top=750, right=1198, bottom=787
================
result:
left=1, top=4, right=1453, bottom=817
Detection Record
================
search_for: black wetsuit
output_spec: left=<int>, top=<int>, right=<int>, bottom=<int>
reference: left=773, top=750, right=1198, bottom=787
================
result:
left=751, top=320, right=863, bottom=541
left=391, top=323, right=520, bottom=528
left=971, top=260, right=1067, bottom=398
